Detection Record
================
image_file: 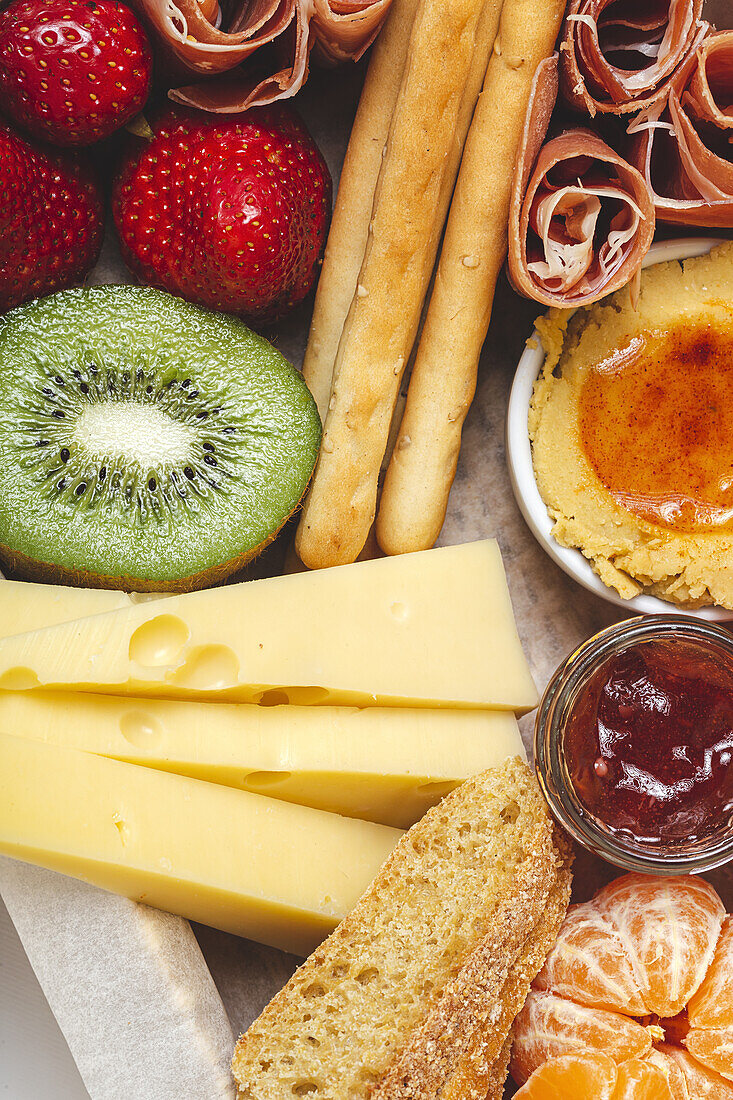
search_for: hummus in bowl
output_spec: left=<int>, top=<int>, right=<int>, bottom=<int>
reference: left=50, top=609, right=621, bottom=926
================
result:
left=520, top=240, right=733, bottom=612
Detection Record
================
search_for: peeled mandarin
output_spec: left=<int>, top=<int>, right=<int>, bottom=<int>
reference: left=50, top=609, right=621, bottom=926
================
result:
left=511, top=991, right=653, bottom=1085
left=645, top=1050, right=688, bottom=1100
left=614, top=1058, right=674, bottom=1100
left=511, top=875, right=732, bottom=1096
left=687, top=917, right=733, bottom=1029
left=657, top=1045, right=733, bottom=1099
left=684, top=1026, right=733, bottom=1083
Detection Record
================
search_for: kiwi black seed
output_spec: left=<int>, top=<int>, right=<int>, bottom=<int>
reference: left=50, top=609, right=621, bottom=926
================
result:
left=0, top=285, right=322, bottom=590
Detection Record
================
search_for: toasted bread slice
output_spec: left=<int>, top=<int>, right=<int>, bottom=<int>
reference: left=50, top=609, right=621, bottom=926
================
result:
left=232, top=758, right=570, bottom=1099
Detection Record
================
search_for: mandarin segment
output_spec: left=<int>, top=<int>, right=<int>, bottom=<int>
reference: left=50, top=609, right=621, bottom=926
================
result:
left=513, top=1052, right=619, bottom=1100
left=533, top=900, right=646, bottom=1015
left=510, top=990, right=654, bottom=1085
left=645, top=1050, right=688, bottom=1100
left=658, top=1044, right=733, bottom=1099
left=593, top=875, right=725, bottom=1018
left=614, top=1058, right=674, bottom=1100
left=511, top=875, right=731, bottom=1098
left=687, top=917, right=733, bottom=1028
left=684, top=1026, right=733, bottom=1082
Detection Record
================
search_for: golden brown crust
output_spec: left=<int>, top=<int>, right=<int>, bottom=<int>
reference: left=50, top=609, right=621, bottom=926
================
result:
left=301, top=0, right=421, bottom=419
left=436, top=844, right=572, bottom=1100
left=376, top=0, right=568, bottom=556
left=483, top=1032, right=513, bottom=1100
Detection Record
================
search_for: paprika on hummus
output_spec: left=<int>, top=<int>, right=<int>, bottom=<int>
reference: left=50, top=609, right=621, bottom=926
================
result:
left=529, top=241, right=733, bottom=609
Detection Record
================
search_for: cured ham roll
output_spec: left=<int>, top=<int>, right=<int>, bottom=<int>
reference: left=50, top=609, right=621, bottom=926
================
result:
left=508, top=57, right=656, bottom=309
left=134, top=0, right=392, bottom=112
left=628, top=30, right=733, bottom=227
left=560, top=0, right=708, bottom=117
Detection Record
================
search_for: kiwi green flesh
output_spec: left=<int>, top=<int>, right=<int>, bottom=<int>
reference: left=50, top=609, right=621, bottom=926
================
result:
left=0, top=285, right=321, bottom=588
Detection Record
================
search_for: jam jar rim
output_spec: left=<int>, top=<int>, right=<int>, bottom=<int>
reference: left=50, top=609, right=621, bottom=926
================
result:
left=534, top=614, right=733, bottom=875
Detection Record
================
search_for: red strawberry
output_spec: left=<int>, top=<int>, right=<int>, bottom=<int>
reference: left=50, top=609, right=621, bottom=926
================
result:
left=0, top=119, right=103, bottom=311
left=0, top=0, right=152, bottom=146
left=112, top=104, right=332, bottom=322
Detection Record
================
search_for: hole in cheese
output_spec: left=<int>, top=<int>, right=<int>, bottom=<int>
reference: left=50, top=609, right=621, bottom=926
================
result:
left=128, top=615, right=190, bottom=668
left=244, top=770, right=292, bottom=789
left=112, top=813, right=129, bottom=846
left=258, top=689, right=290, bottom=707
left=119, top=709, right=165, bottom=750
left=256, top=686, right=329, bottom=706
left=171, top=645, right=240, bottom=691
left=0, top=667, right=41, bottom=691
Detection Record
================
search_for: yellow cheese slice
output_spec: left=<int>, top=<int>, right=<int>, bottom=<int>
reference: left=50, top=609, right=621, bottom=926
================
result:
left=0, top=731, right=401, bottom=955
left=0, top=541, right=537, bottom=710
left=0, top=690, right=525, bottom=829
left=0, top=578, right=135, bottom=634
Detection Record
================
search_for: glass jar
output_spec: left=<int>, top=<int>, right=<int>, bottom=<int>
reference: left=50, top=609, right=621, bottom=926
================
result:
left=535, top=615, right=733, bottom=875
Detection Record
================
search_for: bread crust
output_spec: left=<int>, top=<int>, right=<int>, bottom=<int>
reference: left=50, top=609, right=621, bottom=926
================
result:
left=436, top=847, right=572, bottom=1100
left=483, top=1032, right=513, bottom=1100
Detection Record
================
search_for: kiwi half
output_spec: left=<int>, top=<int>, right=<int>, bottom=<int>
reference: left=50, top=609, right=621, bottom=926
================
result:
left=0, top=285, right=321, bottom=591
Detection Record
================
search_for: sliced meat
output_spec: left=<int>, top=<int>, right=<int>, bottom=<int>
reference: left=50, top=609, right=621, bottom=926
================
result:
left=628, top=29, right=733, bottom=225
left=134, top=0, right=391, bottom=111
left=509, top=56, right=655, bottom=307
left=560, top=0, right=708, bottom=116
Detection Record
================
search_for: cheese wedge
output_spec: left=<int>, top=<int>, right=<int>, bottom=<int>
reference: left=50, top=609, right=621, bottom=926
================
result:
left=0, top=732, right=401, bottom=955
left=0, top=690, right=525, bottom=828
left=0, top=541, right=537, bottom=710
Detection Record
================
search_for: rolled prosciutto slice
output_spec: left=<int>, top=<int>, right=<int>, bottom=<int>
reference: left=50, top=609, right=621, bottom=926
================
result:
left=628, top=30, right=733, bottom=225
left=134, top=0, right=391, bottom=112
left=509, top=57, right=656, bottom=308
left=561, top=0, right=708, bottom=116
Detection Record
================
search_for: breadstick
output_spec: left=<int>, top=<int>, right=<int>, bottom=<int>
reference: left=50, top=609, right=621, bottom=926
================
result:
left=376, top=0, right=567, bottom=556
left=296, top=0, right=504, bottom=569
left=302, top=0, right=420, bottom=419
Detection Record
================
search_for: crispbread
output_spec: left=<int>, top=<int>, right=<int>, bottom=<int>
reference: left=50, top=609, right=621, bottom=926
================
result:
left=231, top=758, right=570, bottom=1099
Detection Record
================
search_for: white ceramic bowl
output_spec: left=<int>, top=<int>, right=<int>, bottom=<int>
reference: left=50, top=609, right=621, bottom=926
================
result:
left=506, top=237, right=732, bottom=620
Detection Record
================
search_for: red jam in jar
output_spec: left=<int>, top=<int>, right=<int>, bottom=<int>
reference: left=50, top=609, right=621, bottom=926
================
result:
left=564, top=638, right=733, bottom=845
